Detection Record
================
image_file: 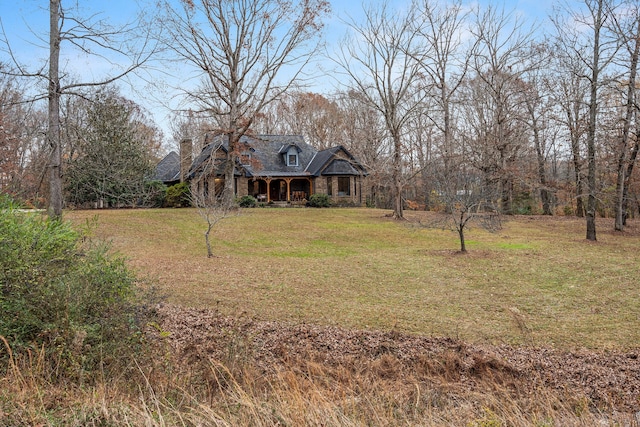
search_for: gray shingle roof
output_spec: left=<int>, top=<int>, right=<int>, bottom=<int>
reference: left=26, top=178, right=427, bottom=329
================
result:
left=174, top=134, right=368, bottom=180
left=153, top=151, right=180, bottom=183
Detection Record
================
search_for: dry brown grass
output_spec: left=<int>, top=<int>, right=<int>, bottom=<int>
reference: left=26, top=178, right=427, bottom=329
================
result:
left=3, top=207, right=639, bottom=426
left=67, top=207, right=640, bottom=349
left=2, top=323, right=638, bottom=426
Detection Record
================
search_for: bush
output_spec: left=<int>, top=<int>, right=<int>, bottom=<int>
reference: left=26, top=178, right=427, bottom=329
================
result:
left=237, top=195, right=257, bottom=208
left=165, top=182, right=191, bottom=207
left=0, top=195, right=140, bottom=380
left=142, top=180, right=167, bottom=207
left=308, top=193, right=331, bottom=208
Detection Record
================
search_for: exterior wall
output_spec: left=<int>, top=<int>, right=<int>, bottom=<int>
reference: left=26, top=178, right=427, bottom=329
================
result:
left=236, top=177, right=249, bottom=197
left=314, top=176, right=328, bottom=195
left=228, top=175, right=368, bottom=206
left=314, top=175, right=369, bottom=206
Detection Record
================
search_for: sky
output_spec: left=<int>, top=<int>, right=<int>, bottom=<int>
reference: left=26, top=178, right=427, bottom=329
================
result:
left=1, top=0, right=557, bottom=146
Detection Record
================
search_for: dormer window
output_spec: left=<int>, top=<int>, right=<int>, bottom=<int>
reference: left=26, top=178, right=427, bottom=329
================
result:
left=279, top=143, right=301, bottom=167
left=240, top=151, right=252, bottom=165
left=285, top=146, right=299, bottom=166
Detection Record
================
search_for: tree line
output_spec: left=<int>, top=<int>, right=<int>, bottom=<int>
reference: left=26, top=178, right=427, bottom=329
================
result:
left=1, top=0, right=639, bottom=241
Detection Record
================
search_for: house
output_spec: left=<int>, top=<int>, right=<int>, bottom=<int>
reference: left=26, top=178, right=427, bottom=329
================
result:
left=155, top=134, right=369, bottom=206
left=153, top=150, right=181, bottom=186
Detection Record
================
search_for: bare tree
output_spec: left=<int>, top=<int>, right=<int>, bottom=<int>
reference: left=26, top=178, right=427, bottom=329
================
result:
left=465, top=5, right=538, bottom=215
left=611, top=4, right=640, bottom=231
left=189, top=143, right=236, bottom=258
left=334, top=1, right=427, bottom=219
left=548, top=47, right=590, bottom=217
left=161, top=0, right=329, bottom=207
left=521, top=43, right=556, bottom=215
left=414, top=0, right=473, bottom=179
left=428, top=139, right=501, bottom=253
left=1, top=1, right=157, bottom=219
left=0, top=68, right=41, bottom=200
left=553, top=0, right=622, bottom=240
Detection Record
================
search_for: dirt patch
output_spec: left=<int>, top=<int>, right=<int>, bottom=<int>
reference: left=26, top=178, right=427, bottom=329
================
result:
left=148, top=303, right=640, bottom=413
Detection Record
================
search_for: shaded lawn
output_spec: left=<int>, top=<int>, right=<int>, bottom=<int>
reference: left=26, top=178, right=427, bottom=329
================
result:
left=67, top=208, right=640, bottom=349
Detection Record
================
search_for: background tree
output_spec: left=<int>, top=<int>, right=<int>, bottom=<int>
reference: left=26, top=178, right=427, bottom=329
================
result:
left=414, top=0, right=473, bottom=204
left=1, top=0, right=156, bottom=218
left=463, top=5, right=538, bottom=215
left=521, top=43, right=556, bottom=215
left=611, top=4, right=640, bottom=230
left=335, top=1, right=427, bottom=219
left=0, top=69, right=32, bottom=198
left=336, top=90, right=389, bottom=208
left=64, top=88, right=162, bottom=208
left=162, top=0, right=330, bottom=207
left=553, top=0, right=621, bottom=240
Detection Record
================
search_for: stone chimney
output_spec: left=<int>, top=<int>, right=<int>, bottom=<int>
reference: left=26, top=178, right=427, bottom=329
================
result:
left=179, top=138, right=193, bottom=183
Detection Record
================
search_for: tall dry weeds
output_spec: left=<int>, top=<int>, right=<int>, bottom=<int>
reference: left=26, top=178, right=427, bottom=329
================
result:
left=2, top=325, right=639, bottom=426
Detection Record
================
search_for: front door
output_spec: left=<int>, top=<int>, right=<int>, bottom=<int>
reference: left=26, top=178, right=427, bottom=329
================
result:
left=269, top=179, right=287, bottom=201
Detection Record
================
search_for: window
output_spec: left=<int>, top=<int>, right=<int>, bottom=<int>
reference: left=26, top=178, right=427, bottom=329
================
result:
left=338, top=177, right=350, bottom=196
left=288, top=153, right=298, bottom=166
left=326, top=177, right=332, bottom=195
left=240, top=151, right=252, bottom=165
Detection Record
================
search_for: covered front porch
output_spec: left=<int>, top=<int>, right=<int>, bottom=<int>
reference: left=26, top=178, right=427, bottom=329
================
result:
left=249, top=177, right=312, bottom=203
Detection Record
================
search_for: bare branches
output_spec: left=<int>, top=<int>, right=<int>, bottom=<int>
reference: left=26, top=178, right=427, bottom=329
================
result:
left=334, top=1, right=427, bottom=219
left=162, top=0, right=329, bottom=132
left=1, top=1, right=160, bottom=218
left=161, top=0, right=329, bottom=207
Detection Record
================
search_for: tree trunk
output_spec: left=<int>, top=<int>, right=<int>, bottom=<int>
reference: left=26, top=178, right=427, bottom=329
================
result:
left=622, top=138, right=640, bottom=225
left=458, top=226, right=467, bottom=253
left=48, top=0, right=63, bottom=219
left=614, top=18, right=639, bottom=231
left=223, top=131, right=237, bottom=208
left=392, top=132, right=404, bottom=219
left=566, top=98, right=585, bottom=217
left=205, top=223, right=213, bottom=258
left=585, top=2, right=602, bottom=242
left=531, top=109, right=553, bottom=215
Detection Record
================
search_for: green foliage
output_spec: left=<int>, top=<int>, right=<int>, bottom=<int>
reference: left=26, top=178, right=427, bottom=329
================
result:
left=143, top=180, right=167, bottom=208
left=308, top=193, right=331, bottom=208
left=165, top=182, right=191, bottom=207
left=0, top=195, right=139, bottom=380
left=237, top=195, right=257, bottom=208
left=64, top=88, right=157, bottom=208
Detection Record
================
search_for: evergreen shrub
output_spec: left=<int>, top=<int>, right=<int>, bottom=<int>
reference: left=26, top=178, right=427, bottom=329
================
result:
left=237, top=195, right=257, bottom=208
left=308, top=193, right=331, bottom=208
left=0, top=195, right=140, bottom=380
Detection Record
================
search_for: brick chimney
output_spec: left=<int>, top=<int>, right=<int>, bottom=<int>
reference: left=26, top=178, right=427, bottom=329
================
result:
left=179, top=138, right=193, bottom=183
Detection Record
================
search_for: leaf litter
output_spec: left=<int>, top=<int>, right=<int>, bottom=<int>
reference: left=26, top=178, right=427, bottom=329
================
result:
left=148, top=303, right=640, bottom=413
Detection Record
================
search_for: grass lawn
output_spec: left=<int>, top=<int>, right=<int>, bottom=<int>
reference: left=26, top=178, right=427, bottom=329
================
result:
left=67, top=207, right=640, bottom=349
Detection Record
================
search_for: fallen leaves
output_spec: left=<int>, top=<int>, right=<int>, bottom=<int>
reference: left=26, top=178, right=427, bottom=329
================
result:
left=148, top=303, right=640, bottom=412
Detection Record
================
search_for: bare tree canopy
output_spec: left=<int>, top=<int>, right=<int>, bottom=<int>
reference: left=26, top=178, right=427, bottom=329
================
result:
left=0, top=0, right=158, bottom=218
left=161, top=0, right=330, bottom=205
left=334, top=1, right=427, bottom=219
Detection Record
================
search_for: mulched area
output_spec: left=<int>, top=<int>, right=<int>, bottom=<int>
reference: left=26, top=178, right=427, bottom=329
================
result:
left=149, top=303, right=640, bottom=413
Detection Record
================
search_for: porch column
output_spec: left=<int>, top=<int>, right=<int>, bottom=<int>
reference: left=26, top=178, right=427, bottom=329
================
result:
left=265, top=178, right=272, bottom=203
left=285, top=178, right=292, bottom=202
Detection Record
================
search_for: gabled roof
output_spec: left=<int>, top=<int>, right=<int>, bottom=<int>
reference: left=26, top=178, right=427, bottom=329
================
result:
left=306, top=145, right=368, bottom=177
left=188, top=139, right=231, bottom=179
left=182, top=134, right=368, bottom=180
left=241, top=135, right=315, bottom=177
left=153, top=151, right=180, bottom=183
